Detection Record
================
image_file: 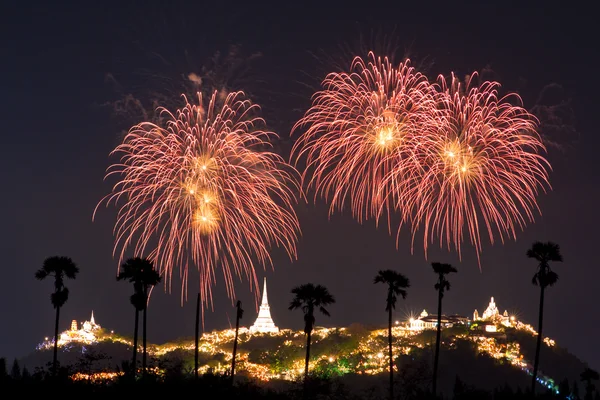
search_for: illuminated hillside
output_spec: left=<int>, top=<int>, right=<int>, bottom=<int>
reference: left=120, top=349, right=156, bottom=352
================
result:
left=27, top=314, right=577, bottom=394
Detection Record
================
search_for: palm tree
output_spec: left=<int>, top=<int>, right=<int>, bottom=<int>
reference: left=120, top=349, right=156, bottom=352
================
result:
left=140, top=260, right=161, bottom=376
left=581, top=368, right=599, bottom=400
left=374, top=269, right=410, bottom=400
left=289, top=283, right=335, bottom=390
left=528, top=241, right=563, bottom=395
left=117, top=257, right=161, bottom=377
left=431, top=262, right=457, bottom=396
left=230, top=300, right=244, bottom=384
left=35, top=256, right=79, bottom=376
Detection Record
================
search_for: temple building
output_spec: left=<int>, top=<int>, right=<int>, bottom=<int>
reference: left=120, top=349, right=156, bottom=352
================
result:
left=59, top=311, right=101, bottom=345
left=250, top=278, right=279, bottom=334
left=409, top=309, right=468, bottom=331
left=473, top=297, right=513, bottom=328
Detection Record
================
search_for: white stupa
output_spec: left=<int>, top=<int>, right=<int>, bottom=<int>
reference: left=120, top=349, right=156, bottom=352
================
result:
left=249, top=278, right=279, bottom=334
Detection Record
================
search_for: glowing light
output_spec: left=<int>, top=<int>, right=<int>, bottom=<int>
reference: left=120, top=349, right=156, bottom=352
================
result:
left=292, top=52, right=436, bottom=228
left=293, top=53, right=550, bottom=262
left=95, top=91, right=300, bottom=307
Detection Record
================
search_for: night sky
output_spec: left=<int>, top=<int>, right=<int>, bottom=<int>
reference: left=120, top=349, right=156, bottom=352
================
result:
left=2, top=2, right=598, bottom=370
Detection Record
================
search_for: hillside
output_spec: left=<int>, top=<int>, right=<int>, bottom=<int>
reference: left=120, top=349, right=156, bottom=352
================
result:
left=17, top=321, right=589, bottom=397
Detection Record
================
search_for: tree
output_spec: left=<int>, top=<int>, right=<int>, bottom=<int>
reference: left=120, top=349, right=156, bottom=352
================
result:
left=289, top=283, right=335, bottom=397
left=231, top=300, right=244, bottom=384
left=10, top=359, right=21, bottom=380
left=117, top=257, right=161, bottom=378
left=0, top=357, right=7, bottom=382
left=35, top=256, right=79, bottom=376
left=374, top=269, right=410, bottom=400
left=581, top=368, right=600, bottom=400
left=21, top=367, right=31, bottom=381
left=431, top=262, right=457, bottom=396
left=140, top=259, right=161, bottom=376
left=528, top=241, right=563, bottom=395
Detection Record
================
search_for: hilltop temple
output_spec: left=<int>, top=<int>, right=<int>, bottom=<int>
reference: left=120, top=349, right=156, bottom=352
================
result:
left=57, top=311, right=101, bottom=345
left=250, top=278, right=279, bottom=334
left=473, top=297, right=512, bottom=327
left=409, top=309, right=469, bottom=331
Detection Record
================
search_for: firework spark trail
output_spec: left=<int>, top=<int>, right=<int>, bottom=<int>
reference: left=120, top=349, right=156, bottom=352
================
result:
left=293, top=52, right=550, bottom=263
left=95, top=91, right=300, bottom=308
left=292, top=52, right=438, bottom=230
left=409, top=73, right=550, bottom=261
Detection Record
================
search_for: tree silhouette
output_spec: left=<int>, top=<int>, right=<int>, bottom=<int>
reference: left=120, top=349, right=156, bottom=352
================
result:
left=0, top=358, right=7, bottom=382
left=374, top=269, right=410, bottom=400
left=35, top=256, right=79, bottom=376
left=231, top=300, right=244, bottom=384
left=581, top=368, right=599, bottom=400
left=528, top=241, right=563, bottom=394
left=117, top=257, right=161, bottom=378
left=431, top=262, right=457, bottom=396
left=289, top=283, right=335, bottom=397
left=10, top=359, right=21, bottom=380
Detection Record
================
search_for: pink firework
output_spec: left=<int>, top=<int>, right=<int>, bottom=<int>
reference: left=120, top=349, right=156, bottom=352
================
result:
left=293, top=53, right=550, bottom=262
left=95, top=91, right=300, bottom=307
left=409, top=73, right=550, bottom=260
left=292, top=52, right=438, bottom=228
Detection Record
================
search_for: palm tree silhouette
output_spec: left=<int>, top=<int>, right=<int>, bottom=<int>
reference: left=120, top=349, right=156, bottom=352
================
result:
left=374, top=269, right=410, bottom=400
left=35, top=256, right=79, bottom=376
left=231, top=300, right=244, bottom=384
left=528, top=241, right=563, bottom=395
left=289, top=283, right=335, bottom=393
left=431, top=262, right=457, bottom=396
left=117, top=257, right=161, bottom=378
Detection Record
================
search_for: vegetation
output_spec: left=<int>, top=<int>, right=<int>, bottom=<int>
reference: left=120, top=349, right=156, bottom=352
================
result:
left=527, top=242, right=563, bottom=395
left=431, top=261, right=458, bottom=396
left=117, top=257, right=161, bottom=378
left=231, top=300, right=244, bottom=383
left=288, top=283, right=336, bottom=397
left=374, top=269, right=410, bottom=400
left=35, top=256, right=79, bottom=376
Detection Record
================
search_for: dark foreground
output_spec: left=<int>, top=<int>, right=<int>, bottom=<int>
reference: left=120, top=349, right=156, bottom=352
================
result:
left=0, top=370, right=591, bottom=400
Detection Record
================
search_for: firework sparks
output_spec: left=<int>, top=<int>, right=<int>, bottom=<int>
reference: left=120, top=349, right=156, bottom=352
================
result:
left=293, top=52, right=550, bottom=262
left=291, top=52, right=437, bottom=228
left=95, top=91, right=300, bottom=307
left=409, top=73, right=550, bottom=260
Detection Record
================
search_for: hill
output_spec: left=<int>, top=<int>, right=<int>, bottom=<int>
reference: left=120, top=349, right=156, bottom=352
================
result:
left=16, top=321, right=590, bottom=397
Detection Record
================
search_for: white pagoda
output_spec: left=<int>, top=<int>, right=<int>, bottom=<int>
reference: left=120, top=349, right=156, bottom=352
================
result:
left=474, top=297, right=511, bottom=327
left=250, top=278, right=279, bottom=334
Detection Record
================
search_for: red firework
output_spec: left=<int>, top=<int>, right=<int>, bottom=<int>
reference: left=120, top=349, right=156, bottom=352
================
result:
left=409, top=73, right=549, bottom=260
left=95, top=91, right=300, bottom=306
left=293, top=52, right=550, bottom=262
left=292, top=52, right=438, bottom=227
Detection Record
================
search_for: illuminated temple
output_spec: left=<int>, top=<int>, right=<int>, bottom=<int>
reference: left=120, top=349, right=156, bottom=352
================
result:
left=250, top=278, right=279, bottom=334
left=473, top=297, right=512, bottom=327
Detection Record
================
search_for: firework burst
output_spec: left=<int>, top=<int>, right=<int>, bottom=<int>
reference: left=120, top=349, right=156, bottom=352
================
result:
left=409, top=73, right=550, bottom=260
left=95, top=91, right=300, bottom=306
left=291, top=52, right=437, bottom=228
left=293, top=52, right=550, bottom=262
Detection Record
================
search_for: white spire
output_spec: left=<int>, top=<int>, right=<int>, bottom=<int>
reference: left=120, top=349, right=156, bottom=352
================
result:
left=261, top=277, right=269, bottom=306
left=90, top=310, right=95, bottom=326
left=250, top=277, right=279, bottom=334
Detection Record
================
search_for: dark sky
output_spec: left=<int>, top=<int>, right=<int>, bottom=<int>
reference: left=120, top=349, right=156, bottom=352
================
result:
left=2, top=1, right=598, bottom=371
